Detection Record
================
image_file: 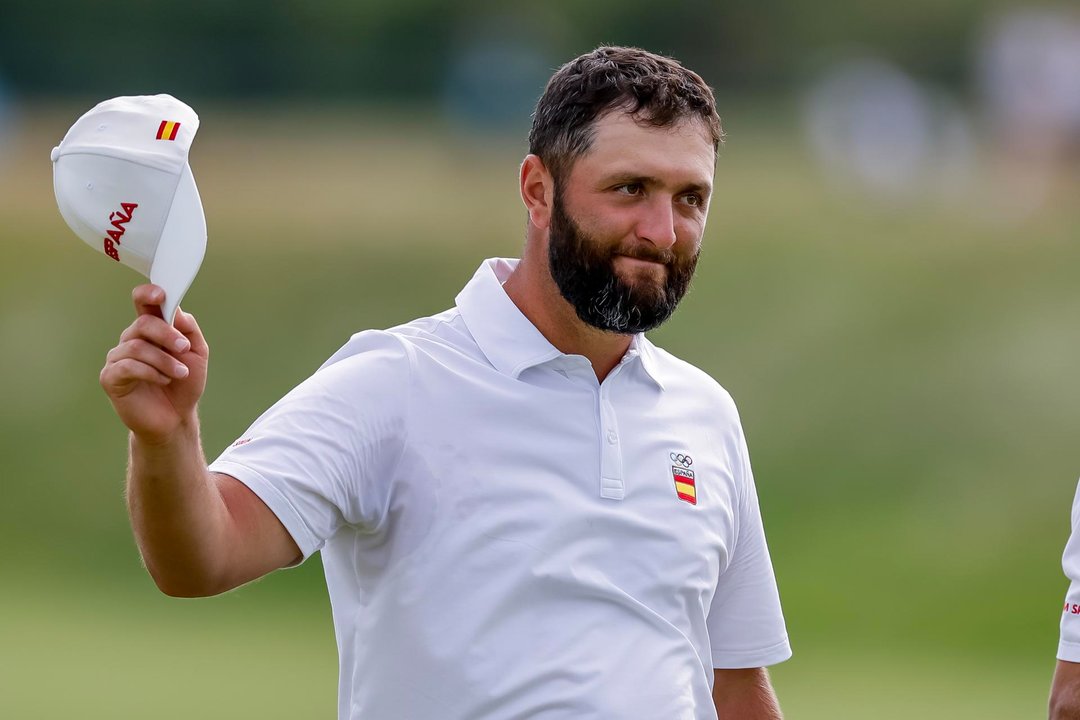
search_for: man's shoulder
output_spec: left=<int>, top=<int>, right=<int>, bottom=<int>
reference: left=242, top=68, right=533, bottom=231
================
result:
left=319, top=306, right=476, bottom=373
left=645, top=341, right=738, bottom=412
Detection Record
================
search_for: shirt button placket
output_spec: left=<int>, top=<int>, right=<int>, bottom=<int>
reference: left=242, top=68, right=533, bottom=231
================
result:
left=598, top=373, right=624, bottom=500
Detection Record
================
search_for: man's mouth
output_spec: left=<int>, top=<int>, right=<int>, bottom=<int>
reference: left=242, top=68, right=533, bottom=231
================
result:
left=614, top=247, right=674, bottom=266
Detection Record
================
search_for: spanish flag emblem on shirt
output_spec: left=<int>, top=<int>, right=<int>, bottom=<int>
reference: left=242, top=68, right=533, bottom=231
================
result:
left=156, top=120, right=181, bottom=141
left=672, top=466, right=697, bottom=505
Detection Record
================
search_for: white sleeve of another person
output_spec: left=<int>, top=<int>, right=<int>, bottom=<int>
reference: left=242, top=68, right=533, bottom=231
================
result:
left=1059, top=478, right=1080, bottom=662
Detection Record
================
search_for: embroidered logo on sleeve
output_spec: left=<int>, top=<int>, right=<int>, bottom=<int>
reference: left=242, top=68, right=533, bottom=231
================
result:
left=670, top=452, right=696, bottom=505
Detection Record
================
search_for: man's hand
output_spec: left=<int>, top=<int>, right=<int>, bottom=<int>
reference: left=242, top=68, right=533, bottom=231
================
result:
left=713, top=667, right=782, bottom=719
left=100, top=284, right=208, bottom=443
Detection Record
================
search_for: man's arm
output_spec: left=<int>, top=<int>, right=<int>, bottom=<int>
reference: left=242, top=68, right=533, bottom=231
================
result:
left=101, top=284, right=299, bottom=597
left=1051, top=660, right=1080, bottom=719
left=713, top=668, right=782, bottom=720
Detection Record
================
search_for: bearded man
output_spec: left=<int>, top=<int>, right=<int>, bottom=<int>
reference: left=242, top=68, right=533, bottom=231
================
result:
left=100, top=46, right=791, bottom=720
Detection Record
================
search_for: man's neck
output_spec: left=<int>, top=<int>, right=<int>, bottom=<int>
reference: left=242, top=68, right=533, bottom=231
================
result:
left=502, top=254, right=632, bottom=383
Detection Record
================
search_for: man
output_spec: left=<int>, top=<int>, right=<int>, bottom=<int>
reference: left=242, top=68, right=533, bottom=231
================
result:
left=100, top=46, right=791, bottom=719
left=1051, top=481, right=1080, bottom=718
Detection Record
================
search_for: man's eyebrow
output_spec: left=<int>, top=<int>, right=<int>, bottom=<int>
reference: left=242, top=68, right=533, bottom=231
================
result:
left=679, top=180, right=713, bottom=197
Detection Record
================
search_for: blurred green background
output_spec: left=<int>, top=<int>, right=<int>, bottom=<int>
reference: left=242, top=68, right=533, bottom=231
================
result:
left=2, top=1, right=1079, bottom=718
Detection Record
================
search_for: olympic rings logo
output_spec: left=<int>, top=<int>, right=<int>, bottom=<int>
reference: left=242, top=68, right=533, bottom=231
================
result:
left=669, top=453, right=693, bottom=467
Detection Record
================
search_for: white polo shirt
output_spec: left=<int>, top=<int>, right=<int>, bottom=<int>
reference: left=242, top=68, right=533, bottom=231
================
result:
left=210, top=257, right=791, bottom=720
left=1060, top=479, right=1080, bottom=660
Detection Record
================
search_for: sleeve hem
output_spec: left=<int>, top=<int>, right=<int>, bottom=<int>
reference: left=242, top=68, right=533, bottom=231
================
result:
left=712, top=637, right=792, bottom=669
left=1059, top=639, right=1080, bottom=663
left=209, top=460, right=322, bottom=561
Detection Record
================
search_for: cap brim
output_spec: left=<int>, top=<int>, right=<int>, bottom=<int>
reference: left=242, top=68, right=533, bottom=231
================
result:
left=149, top=164, right=206, bottom=325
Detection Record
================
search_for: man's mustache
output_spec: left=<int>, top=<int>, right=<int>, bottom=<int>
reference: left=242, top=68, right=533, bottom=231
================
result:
left=613, top=244, right=676, bottom=265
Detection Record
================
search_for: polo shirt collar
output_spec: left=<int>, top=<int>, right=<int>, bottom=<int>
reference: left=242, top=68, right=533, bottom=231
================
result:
left=628, top=333, right=667, bottom=391
left=456, top=258, right=665, bottom=390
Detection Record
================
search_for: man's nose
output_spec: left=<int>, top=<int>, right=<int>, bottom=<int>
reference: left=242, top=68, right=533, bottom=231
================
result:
left=636, top=197, right=677, bottom=249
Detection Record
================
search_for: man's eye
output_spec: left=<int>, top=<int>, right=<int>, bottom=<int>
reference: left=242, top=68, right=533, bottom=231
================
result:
left=615, top=184, right=642, bottom=195
left=682, top=193, right=703, bottom=207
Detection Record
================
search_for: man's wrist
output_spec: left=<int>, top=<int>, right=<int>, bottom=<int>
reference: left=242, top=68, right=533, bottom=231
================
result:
left=129, top=414, right=201, bottom=452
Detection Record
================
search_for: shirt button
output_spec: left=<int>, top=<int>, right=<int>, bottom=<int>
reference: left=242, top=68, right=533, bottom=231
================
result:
left=607, top=431, right=618, bottom=444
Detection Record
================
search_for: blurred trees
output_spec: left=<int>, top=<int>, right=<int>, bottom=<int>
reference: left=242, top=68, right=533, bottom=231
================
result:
left=0, top=0, right=1005, bottom=101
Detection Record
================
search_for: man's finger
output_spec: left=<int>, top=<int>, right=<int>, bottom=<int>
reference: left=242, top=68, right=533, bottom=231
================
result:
left=132, top=284, right=167, bottom=319
left=107, top=339, right=190, bottom=380
left=173, top=308, right=208, bottom=357
left=101, top=357, right=173, bottom=389
left=119, top=313, right=192, bottom=355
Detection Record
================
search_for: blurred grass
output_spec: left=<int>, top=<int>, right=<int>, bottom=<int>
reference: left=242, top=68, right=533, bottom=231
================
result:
left=2, top=98, right=1078, bottom=717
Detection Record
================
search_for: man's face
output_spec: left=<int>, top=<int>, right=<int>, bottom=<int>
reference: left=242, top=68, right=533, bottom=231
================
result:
left=546, top=111, right=714, bottom=334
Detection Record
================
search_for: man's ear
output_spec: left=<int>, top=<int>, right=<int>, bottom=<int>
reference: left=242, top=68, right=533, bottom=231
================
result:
left=520, top=154, right=554, bottom=231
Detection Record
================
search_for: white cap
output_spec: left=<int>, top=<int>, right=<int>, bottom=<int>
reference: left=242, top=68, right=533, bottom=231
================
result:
left=51, top=94, right=207, bottom=325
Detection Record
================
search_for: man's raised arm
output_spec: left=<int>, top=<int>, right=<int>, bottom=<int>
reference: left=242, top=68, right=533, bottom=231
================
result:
left=100, top=284, right=299, bottom=597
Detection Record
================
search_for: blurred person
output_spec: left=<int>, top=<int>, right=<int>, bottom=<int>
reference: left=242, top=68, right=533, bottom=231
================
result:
left=975, top=6, right=1080, bottom=217
left=802, top=55, right=976, bottom=208
left=804, top=57, right=932, bottom=200
left=99, top=46, right=790, bottom=720
left=1050, top=481, right=1080, bottom=718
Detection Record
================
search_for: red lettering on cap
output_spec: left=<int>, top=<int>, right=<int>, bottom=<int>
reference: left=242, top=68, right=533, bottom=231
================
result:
left=102, top=201, right=138, bottom=259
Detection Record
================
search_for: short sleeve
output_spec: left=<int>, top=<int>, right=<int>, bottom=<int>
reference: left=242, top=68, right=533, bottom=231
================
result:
left=209, top=330, right=411, bottom=562
left=1059, top=479, right=1080, bottom=661
left=706, top=426, right=792, bottom=668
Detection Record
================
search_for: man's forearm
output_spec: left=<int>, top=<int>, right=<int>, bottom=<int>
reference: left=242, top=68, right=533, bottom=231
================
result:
left=1051, top=699, right=1080, bottom=720
left=713, top=667, right=782, bottom=719
left=1051, top=660, right=1080, bottom=720
left=126, top=419, right=232, bottom=597
left=714, top=689, right=782, bottom=720
left=1050, top=681, right=1080, bottom=720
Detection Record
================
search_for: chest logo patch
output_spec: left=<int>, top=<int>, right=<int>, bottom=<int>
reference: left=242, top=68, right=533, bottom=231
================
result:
left=670, top=452, right=696, bottom=505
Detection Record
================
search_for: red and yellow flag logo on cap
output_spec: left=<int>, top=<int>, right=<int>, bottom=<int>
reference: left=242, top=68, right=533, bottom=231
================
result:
left=156, top=120, right=181, bottom=141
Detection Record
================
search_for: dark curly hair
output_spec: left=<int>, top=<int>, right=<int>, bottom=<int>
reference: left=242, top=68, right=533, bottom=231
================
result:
left=529, top=46, right=723, bottom=184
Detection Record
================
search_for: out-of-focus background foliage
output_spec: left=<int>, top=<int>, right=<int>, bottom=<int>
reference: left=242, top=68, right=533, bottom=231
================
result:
left=2, top=1, right=1079, bottom=717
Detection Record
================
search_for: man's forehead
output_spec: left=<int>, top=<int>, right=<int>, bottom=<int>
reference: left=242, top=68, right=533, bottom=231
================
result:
left=577, top=111, right=716, bottom=181
left=593, top=108, right=713, bottom=141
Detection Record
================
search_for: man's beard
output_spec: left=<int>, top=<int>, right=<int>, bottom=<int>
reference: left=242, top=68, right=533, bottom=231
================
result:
left=547, top=191, right=699, bottom=334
